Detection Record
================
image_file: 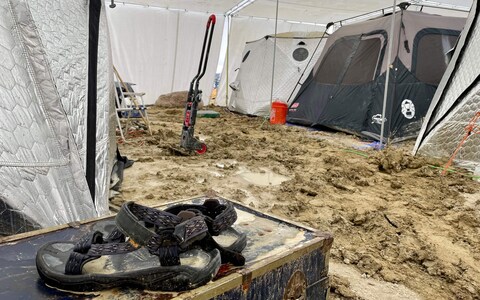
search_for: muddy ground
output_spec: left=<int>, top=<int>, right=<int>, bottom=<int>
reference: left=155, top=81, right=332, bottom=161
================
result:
left=114, top=106, right=480, bottom=300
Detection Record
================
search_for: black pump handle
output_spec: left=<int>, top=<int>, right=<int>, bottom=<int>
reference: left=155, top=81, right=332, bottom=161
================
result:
left=190, top=14, right=216, bottom=91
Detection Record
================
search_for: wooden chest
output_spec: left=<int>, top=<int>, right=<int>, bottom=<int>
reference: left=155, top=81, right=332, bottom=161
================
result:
left=0, top=196, right=333, bottom=299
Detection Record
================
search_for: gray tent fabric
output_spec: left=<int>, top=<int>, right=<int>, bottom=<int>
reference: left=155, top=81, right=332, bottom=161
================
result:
left=228, top=32, right=326, bottom=116
left=414, top=0, right=480, bottom=171
left=288, top=10, right=466, bottom=142
left=0, top=0, right=114, bottom=235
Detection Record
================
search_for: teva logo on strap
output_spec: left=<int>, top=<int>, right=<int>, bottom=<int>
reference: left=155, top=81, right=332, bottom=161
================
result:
left=371, top=114, right=387, bottom=124
left=401, top=99, right=415, bottom=119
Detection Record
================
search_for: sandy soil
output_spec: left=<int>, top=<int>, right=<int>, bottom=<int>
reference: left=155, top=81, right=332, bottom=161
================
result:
left=115, top=106, right=480, bottom=300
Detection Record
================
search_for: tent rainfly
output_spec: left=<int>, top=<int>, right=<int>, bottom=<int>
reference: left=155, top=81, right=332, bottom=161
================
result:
left=228, top=32, right=327, bottom=116
left=414, top=0, right=480, bottom=171
left=287, top=9, right=466, bottom=142
left=0, top=0, right=114, bottom=236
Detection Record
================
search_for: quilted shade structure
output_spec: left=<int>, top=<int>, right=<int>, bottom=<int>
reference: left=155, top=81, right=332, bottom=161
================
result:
left=414, top=0, right=480, bottom=171
left=0, top=0, right=114, bottom=235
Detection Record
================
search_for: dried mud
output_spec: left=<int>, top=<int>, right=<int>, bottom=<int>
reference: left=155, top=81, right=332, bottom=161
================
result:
left=116, top=106, right=480, bottom=300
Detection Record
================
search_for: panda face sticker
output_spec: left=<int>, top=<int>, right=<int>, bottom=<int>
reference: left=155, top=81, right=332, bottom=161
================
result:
left=401, top=99, right=415, bottom=119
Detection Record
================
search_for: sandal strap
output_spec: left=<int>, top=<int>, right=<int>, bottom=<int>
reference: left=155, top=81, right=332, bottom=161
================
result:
left=65, top=252, right=100, bottom=275
left=197, top=233, right=245, bottom=266
left=87, top=242, right=137, bottom=256
left=129, top=202, right=181, bottom=227
left=65, top=231, right=138, bottom=275
left=207, top=200, right=237, bottom=235
left=104, top=228, right=126, bottom=243
left=65, top=242, right=138, bottom=275
left=145, top=229, right=180, bottom=266
left=73, top=231, right=104, bottom=253
left=116, top=202, right=208, bottom=249
left=66, top=232, right=104, bottom=274
left=165, top=199, right=237, bottom=235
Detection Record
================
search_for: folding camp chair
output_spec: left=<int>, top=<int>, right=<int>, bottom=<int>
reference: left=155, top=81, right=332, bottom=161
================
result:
left=113, top=67, right=152, bottom=141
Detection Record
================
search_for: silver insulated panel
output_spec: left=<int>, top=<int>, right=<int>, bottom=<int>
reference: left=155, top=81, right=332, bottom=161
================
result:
left=27, top=0, right=113, bottom=216
left=414, top=1, right=480, bottom=171
left=0, top=0, right=115, bottom=235
left=0, top=0, right=97, bottom=235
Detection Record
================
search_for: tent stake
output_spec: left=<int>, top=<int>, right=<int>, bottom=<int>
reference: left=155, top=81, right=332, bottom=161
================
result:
left=379, top=0, right=397, bottom=146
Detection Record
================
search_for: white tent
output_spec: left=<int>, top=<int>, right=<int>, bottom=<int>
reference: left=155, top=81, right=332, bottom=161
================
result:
left=414, top=0, right=480, bottom=171
left=228, top=32, right=327, bottom=116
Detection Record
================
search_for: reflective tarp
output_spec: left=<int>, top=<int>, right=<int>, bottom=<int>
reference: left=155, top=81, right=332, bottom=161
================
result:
left=414, top=1, right=480, bottom=171
left=28, top=0, right=113, bottom=216
left=0, top=0, right=113, bottom=235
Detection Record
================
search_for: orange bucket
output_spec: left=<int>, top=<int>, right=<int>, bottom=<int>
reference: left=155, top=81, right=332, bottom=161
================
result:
left=270, top=101, right=288, bottom=125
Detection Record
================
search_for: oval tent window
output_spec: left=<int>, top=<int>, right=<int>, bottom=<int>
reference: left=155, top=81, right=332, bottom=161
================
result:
left=293, top=47, right=309, bottom=62
left=242, top=50, right=251, bottom=63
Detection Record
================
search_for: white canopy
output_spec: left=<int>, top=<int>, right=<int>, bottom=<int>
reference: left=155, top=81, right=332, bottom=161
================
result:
left=106, top=0, right=472, bottom=105
left=111, top=1, right=472, bottom=22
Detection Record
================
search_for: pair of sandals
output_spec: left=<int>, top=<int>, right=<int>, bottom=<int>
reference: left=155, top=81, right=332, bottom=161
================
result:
left=36, top=199, right=246, bottom=292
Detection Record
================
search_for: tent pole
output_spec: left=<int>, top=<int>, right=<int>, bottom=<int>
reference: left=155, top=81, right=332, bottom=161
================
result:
left=379, top=0, right=397, bottom=146
left=171, top=12, right=180, bottom=93
left=226, top=16, right=231, bottom=107
left=270, top=0, right=280, bottom=108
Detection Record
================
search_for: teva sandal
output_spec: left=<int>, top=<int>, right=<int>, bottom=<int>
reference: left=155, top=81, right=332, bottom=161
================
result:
left=164, top=198, right=247, bottom=256
left=87, top=199, right=247, bottom=266
left=36, top=203, right=221, bottom=292
left=118, top=201, right=245, bottom=266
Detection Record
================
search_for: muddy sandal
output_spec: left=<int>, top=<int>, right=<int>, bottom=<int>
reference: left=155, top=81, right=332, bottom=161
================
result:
left=164, top=199, right=247, bottom=261
left=89, top=199, right=246, bottom=266
left=36, top=202, right=221, bottom=292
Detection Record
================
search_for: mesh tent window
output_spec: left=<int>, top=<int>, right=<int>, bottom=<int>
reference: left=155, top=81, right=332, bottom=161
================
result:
left=342, top=36, right=383, bottom=84
left=315, top=36, right=358, bottom=84
left=412, top=28, right=461, bottom=85
left=315, top=34, right=384, bottom=85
